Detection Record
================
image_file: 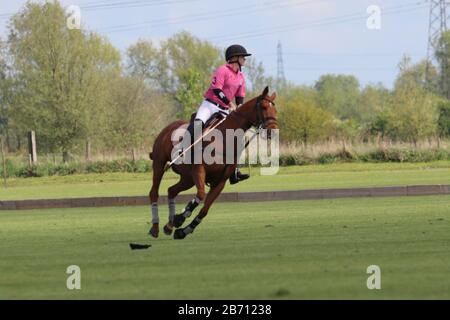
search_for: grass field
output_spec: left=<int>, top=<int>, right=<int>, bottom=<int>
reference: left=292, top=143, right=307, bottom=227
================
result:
left=1, top=161, right=449, bottom=200
left=1, top=195, right=449, bottom=299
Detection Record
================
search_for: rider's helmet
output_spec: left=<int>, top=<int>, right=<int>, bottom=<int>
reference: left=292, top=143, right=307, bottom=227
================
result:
left=225, top=44, right=252, bottom=62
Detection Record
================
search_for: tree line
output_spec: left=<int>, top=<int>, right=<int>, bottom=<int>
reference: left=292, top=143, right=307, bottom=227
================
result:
left=0, top=1, right=449, bottom=162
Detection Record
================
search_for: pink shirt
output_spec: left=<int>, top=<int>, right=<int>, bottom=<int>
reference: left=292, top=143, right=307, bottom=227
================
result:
left=204, top=64, right=246, bottom=109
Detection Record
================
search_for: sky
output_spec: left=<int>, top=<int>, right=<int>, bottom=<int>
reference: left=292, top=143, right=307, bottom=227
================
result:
left=0, top=0, right=433, bottom=88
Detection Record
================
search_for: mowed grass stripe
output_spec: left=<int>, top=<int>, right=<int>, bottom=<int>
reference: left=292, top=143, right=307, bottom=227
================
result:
left=0, top=195, right=449, bottom=299
left=1, top=162, right=450, bottom=200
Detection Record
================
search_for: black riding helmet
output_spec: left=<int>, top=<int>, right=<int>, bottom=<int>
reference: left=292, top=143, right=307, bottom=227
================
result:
left=225, top=44, right=252, bottom=62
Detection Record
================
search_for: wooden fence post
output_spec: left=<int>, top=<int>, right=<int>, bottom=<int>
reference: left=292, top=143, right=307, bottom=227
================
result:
left=28, top=131, right=37, bottom=165
left=85, top=139, right=91, bottom=162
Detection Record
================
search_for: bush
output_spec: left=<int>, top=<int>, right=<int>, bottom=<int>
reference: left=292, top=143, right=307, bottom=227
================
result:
left=362, top=148, right=450, bottom=163
left=2, top=146, right=449, bottom=178
left=135, top=159, right=151, bottom=173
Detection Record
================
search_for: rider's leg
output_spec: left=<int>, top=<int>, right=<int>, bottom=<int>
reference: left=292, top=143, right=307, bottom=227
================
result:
left=184, top=120, right=204, bottom=164
left=229, top=132, right=249, bottom=185
left=229, top=167, right=250, bottom=184
left=185, top=100, right=224, bottom=164
left=183, top=101, right=211, bottom=164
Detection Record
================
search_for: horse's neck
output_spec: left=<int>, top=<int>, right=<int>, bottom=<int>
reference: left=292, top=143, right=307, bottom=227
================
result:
left=223, top=113, right=250, bottom=132
left=227, top=102, right=255, bottom=131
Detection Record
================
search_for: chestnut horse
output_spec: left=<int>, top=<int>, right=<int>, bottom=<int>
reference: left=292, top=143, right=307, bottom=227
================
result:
left=148, top=86, right=278, bottom=239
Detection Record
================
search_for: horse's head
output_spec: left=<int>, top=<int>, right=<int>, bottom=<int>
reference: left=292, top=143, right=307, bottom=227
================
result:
left=253, top=86, right=278, bottom=138
left=233, top=86, right=278, bottom=137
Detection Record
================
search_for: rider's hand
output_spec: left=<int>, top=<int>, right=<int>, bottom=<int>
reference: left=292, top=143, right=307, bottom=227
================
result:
left=229, top=101, right=238, bottom=111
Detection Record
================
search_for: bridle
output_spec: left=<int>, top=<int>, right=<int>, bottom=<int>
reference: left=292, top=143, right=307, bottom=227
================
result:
left=254, top=96, right=277, bottom=130
left=229, top=95, right=277, bottom=131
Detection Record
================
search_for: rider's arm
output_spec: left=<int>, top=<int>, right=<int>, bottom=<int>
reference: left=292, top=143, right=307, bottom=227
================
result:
left=236, top=77, right=246, bottom=107
left=210, top=66, right=230, bottom=106
left=212, top=88, right=230, bottom=105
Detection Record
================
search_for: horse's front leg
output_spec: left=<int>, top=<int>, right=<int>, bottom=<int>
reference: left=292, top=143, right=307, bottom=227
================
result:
left=172, top=164, right=206, bottom=228
left=174, top=179, right=227, bottom=240
left=148, top=163, right=165, bottom=238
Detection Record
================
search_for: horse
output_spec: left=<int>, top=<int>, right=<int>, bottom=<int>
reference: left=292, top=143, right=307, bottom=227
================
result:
left=148, top=86, right=278, bottom=239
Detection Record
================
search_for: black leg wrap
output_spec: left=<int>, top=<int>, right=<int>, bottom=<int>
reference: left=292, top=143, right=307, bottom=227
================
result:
left=185, top=198, right=199, bottom=212
left=173, top=217, right=202, bottom=239
left=174, top=228, right=186, bottom=240
left=172, top=213, right=186, bottom=228
left=189, top=216, right=202, bottom=229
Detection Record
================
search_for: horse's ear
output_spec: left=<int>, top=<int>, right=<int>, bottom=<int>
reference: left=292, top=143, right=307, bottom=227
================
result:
left=270, top=92, right=277, bottom=100
left=262, top=86, right=269, bottom=97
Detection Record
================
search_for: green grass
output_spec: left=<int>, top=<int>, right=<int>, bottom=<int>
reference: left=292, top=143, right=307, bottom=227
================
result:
left=1, top=161, right=450, bottom=200
left=1, top=195, right=449, bottom=299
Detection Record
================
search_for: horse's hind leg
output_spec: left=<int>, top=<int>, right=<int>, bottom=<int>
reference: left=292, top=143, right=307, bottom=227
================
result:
left=148, top=163, right=165, bottom=238
left=172, top=165, right=206, bottom=228
left=163, top=176, right=194, bottom=235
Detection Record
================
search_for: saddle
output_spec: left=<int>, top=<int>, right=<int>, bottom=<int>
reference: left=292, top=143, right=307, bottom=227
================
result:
left=189, top=111, right=227, bottom=131
left=174, top=111, right=228, bottom=164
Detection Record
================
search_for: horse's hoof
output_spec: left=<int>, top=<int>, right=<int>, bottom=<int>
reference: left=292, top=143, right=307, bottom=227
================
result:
left=173, top=228, right=186, bottom=240
left=172, top=214, right=186, bottom=228
left=163, top=223, right=173, bottom=236
left=149, top=224, right=159, bottom=238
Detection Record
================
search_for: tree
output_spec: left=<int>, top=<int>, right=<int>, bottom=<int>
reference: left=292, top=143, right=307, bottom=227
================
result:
left=435, top=31, right=450, bottom=99
left=367, top=111, right=392, bottom=140
left=358, top=83, right=390, bottom=124
left=0, top=39, right=23, bottom=152
left=175, top=68, right=204, bottom=119
left=7, top=1, right=121, bottom=161
left=278, top=87, right=335, bottom=145
left=161, top=32, right=222, bottom=118
left=126, top=32, right=222, bottom=119
left=314, top=74, right=361, bottom=120
left=245, top=57, right=267, bottom=95
left=232, top=56, right=278, bottom=103
left=0, top=39, right=8, bottom=136
left=388, top=86, right=438, bottom=145
left=437, top=100, right=450, bottom=138
left=395, top=55, right=439, bottom=93
left=126, top=39, right=168, bottom=90
left=162, top=31, right=222, bottom=85
left=385, top=56, right=441, bottom=144
left=334, top=118, right=360, bottom=144
left=104, top=75, right=175, bottom=157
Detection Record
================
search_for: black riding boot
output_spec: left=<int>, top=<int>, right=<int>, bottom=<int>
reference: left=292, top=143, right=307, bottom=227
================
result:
left=229, top=168, right=250, bottom=185
left=184, top=119, right=204, bottom=164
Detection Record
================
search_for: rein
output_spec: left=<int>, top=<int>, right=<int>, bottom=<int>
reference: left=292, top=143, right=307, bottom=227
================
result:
left=232, top=96, right=276, bottom=130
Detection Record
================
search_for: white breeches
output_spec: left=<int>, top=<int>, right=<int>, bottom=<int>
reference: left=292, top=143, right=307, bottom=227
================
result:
left=195, top=100, right=229, bottom=124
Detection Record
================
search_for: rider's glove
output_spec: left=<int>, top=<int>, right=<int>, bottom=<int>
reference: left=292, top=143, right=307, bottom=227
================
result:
left=229, top=101, right=238, bottom=111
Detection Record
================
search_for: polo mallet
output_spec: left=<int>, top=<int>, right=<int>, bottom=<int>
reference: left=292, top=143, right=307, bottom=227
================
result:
left=164, top=116, right=228, bottom=171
